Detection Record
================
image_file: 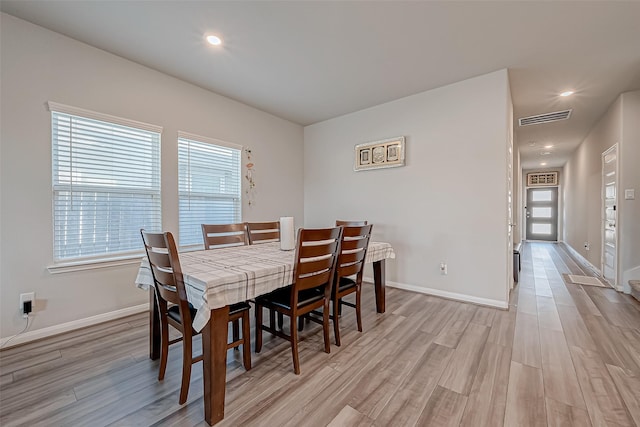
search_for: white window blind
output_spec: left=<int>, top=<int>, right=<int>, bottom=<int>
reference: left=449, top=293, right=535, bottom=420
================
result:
left=51, top=106, right=161, bottom=261
left=178, top=134, right=241, bottom=247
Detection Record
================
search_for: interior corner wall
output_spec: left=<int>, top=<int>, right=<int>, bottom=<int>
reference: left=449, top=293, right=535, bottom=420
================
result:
left=304, top=70, right=511, bottom=307
left=620, top=90, right=640, bottom=292
left=562, top=96, right=622, bottom=274
left=0, top=13, right=304, bottom=338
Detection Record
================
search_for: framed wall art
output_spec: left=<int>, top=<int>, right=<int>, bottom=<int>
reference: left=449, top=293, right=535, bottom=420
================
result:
left=354, top=136, right=405, bottom=171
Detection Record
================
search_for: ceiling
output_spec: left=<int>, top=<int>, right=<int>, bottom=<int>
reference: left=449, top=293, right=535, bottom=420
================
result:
left=2, top=1, right=640, bottom=170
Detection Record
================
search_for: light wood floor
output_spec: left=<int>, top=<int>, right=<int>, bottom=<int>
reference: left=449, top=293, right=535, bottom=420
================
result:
left=1, top=242, right=639, bottom=426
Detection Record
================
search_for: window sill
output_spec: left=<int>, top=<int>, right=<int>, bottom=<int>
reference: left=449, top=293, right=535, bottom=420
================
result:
left=47, top=254, right=144, bottom=274
left=179, top=244, right=205, bottom=252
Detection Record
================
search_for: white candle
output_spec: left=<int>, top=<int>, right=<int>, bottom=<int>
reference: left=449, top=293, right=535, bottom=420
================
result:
left=280, top=217, right=295, bottom=250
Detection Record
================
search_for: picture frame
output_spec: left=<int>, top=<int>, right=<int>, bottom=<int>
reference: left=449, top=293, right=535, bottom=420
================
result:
left=354, top=136, right=405, bottom=171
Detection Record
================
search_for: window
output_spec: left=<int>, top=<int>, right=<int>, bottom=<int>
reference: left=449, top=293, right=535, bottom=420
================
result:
left=527, top=172, right=558, bottom=186
left=50, top=102, right=162, bottom=262
left=532, top=190, right=553, bottom=202
left=178, top=132, right=242, bottom=247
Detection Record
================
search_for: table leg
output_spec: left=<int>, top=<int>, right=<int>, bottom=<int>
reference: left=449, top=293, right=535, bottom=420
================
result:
left=203, top=306, right=230, bottom=425
left=149, top=288, right=160, bottom=360
left=373, top=259, right=386, bottom=313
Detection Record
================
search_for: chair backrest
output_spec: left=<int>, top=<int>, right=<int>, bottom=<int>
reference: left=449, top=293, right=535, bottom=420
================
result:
left=141, top=230, right=191, bottom=319
left=246, top=221, right=280, bottom=244
left=201, top=223, right=247, bottom=249
left=336, top=224, right=374, bottom=281
left=336, top=220, right=368, bottom=226
left=291, top=227, right=343, bottom=300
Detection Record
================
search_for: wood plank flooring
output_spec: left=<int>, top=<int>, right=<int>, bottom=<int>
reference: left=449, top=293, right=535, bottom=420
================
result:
left=1, top=242, right=639, bottom=426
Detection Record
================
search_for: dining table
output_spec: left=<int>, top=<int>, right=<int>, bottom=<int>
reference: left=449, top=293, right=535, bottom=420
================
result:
left=135, top=240, right=395, bottom=425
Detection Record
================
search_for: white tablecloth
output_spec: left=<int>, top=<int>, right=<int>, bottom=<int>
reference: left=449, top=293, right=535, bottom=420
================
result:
left=135, top=241, right=395, bottom=331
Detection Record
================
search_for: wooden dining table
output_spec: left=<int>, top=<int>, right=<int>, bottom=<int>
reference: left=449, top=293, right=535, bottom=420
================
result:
left=135, top=241, right=395, bottom=425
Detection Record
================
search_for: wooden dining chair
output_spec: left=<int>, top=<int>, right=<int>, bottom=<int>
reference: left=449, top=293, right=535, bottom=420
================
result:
left=201, top=223, right=248, bottom=249
left=332, top=224, right=373, bottom=346
left=141, top=230, right=251, bottom=405
left=254, top=226, right=343, bottom=374
left=335, top=220, right=368, bottom=226
left=246, top=221, right=280, bottom=244
left=200, top=223, right=252, bottom=369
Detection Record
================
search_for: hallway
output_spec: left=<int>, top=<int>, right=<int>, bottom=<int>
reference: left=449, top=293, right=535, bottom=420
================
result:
left=509, top=242, right=640, bottom=425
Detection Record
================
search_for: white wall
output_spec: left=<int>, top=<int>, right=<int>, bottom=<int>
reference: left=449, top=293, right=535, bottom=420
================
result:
left=562, top=90, right=640, bottom=290
left=563, top=97, right=622, bottom=271
left=0, top=14, right=304, bottom=338
left=304, top=70, right=512, bottom=307
left=619, top=91, right=640, bottom=292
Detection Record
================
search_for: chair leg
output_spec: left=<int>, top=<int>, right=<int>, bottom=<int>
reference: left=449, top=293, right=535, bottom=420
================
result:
left=255, top=304, right=263, bottom=353
left=333, top=298, right=341, bottom=346
left=323, top=300, right=331, bottom=354
left=232, top=319, right=240, bottom=349
left=356, top=288, right=363, bottom=332
left=298, top=315, right=305, bottom=332
left=179, top=333, right=193, bottom=405
left=158, top=321, right=169, bottom=380
left=277, top=312, right=284, bottom=330
left=269, top=309, right=276, bottom=334
left=241, top=310, right=252, bottom=370
left=290, top=315, right=300, bottom=375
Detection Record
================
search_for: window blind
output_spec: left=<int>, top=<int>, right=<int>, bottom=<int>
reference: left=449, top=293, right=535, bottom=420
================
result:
left=178, top=135, right=241, bottom=247
left=51, top=110, right=161, bottom=261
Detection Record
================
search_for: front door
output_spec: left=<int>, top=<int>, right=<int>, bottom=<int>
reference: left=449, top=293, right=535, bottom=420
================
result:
left=525, top=187, right=558, bottom=241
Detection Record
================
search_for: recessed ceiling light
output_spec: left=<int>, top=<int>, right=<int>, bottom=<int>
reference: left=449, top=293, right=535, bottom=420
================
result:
left=540, top=162, right=547, bottom=166
left=540, top=151, right=552, bottom=156
left=544, top=144, right=553, bottom=149
left=560, top=90, right=574, bottom=97
left=206, top=35, right=222, bottom=46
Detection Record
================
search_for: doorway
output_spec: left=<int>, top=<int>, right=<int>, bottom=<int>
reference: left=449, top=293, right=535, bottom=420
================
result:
left=602, top=144, right=618, bottom=287
left=525, top=187, right=558, bottom=241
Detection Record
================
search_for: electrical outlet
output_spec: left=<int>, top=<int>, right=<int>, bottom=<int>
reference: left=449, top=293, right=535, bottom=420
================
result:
left=584, top=242, right=590, bottom=251
left=440, top=262, right=447, bottom=275
left=20, top=292, right=35, bottom=315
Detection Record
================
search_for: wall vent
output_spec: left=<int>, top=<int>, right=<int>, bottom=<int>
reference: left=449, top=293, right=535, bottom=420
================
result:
left=519, top=109, right=572, bottom=126
left=527, top=172, right=558, bottom=186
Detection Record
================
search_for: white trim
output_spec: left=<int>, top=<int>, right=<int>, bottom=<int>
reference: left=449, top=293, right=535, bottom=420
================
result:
left=177, top=131, right=243, bottom=151
left=47, top=101, right=163, bottom=133
left=179, top=244, right=206, bottom=253
left=601, top=143, right=619, bottom=289
left=0, top=304, right=149, bottom=349
left=48, top=253, right=143, bottom=274
left=363, top=277, right=509, bottom=309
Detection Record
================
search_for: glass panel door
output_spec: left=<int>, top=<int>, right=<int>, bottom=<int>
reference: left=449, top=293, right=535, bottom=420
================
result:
left=526, top=187, right=558, bottom=241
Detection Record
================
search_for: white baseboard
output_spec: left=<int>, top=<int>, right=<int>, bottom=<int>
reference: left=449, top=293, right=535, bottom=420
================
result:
left=0, top=303, right=149, bottom=349
left=562, top=242, right=603, bottom=276
left=364, top=276, right=508, bottom=309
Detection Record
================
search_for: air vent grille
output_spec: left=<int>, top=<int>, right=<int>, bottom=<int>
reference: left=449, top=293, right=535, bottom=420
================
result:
left=519, top=109, right=572, bottom=126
